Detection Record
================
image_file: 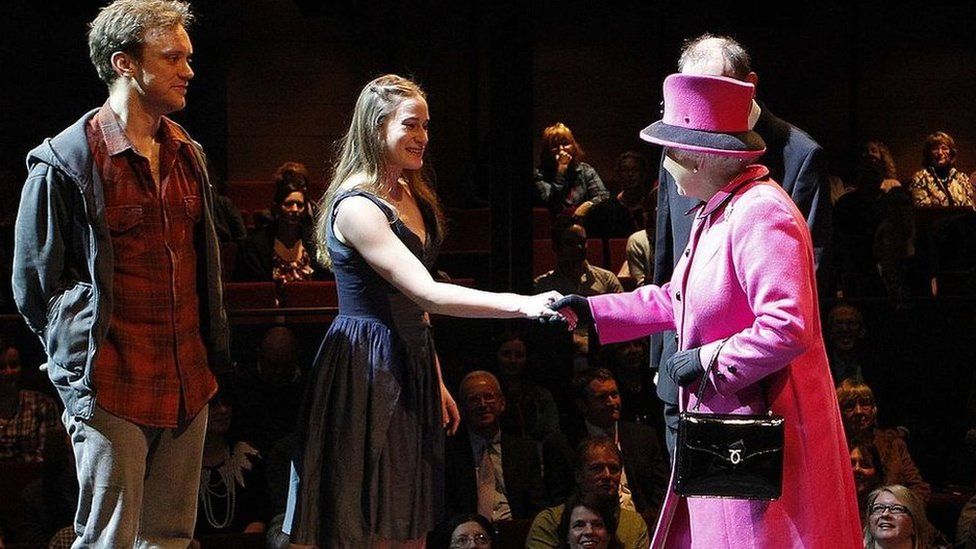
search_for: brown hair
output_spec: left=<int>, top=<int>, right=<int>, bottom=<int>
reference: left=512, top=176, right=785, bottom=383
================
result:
left=922, top=131, right=957, bottom=167
left=88, top=0, right=194, bottom=86
left=314, top=74, right=445, bottom=269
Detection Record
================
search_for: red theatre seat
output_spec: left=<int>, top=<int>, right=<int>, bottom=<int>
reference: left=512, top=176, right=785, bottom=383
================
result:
left=279, top=281, right=339, bottom=309
left=223, top=281, right=277, bottom=310
left=532, top=207, right=552, bottom=239
left=607, top=237, right=629, bottom=272
left=226, top=180, right=273, bottom=212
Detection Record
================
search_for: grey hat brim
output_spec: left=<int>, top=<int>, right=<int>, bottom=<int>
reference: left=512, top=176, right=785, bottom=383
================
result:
left=640, top=121, right=766, bottom=158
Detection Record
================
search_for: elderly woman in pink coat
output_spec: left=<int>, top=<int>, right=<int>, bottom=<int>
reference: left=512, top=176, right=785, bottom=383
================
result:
left=552, top=73, right=861, bottom=548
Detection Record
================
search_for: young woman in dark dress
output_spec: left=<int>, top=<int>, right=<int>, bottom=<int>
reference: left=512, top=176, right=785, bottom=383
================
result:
left=284, top=74, right=560, bottom=548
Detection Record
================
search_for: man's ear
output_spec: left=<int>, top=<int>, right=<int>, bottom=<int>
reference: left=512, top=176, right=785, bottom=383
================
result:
left=110, top=51, right=137, bottom=79
left=745, top=71, right=759, bottom=88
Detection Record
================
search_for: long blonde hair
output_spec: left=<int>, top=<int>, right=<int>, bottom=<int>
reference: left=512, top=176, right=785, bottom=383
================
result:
left=314, top=74, right=445, bottom=269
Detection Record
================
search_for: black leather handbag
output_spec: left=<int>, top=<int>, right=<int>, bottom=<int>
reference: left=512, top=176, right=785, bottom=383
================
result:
left=674, top=342, right=785, bottom=500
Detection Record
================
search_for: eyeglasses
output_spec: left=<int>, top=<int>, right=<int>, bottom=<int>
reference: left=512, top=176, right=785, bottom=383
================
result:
left=450, top=533, right=491, bottom=547
left=869, top=503, right=910, bottom=516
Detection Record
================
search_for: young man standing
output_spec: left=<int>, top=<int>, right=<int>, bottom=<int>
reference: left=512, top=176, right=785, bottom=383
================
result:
left=13, top=1, right=229, bottom=546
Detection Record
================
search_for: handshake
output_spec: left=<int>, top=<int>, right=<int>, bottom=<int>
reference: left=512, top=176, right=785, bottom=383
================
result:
left=540, top=294, right=706, bottom=387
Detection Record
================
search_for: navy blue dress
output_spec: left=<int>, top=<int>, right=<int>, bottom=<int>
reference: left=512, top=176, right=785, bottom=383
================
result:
left=286, top=190, right=444, bottom=545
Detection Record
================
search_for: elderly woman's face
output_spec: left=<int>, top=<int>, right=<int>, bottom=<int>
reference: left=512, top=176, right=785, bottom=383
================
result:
left=928, top=142, right=953, bottom=168
left=568, top=505, right=609, bottom=549
left=450, top=520, right=491, bottom=548
left=868, top=491, right=915, bottom=546
left=840, top=393, right=877, bottom=435
left=663, top=148, right=710, bottom=201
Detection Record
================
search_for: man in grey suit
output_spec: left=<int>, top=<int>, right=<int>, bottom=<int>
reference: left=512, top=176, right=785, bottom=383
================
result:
left=651, top=33, right=831, bottom=454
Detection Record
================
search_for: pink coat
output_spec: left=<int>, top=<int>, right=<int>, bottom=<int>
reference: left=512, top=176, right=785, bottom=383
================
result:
left=588, top=166, right=861, bottom=549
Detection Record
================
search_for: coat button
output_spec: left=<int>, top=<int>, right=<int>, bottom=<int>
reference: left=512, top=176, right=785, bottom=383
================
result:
left=673, top=334, right=679, bottom=343
left=728, top=365, right=738, bottom=374
left=675, top=291, right=681, bottom=301
left=684, top=248, right=690, bottom=257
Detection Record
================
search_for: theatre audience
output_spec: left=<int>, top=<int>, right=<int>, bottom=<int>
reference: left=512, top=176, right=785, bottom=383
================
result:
left=234, top=168, right=321, bottom=284
left=533, top=123, right=608, bottom=217
left=232, top=325, right=306, bottom=454
left=525, top=437, right=648, bottom=549
left=875, top=186, right=935, bottom=302
left=209, top=165, right=248, bottom=243
left=192, top=381, right=270, bottom=543
left=850, top=438, right=885, bottom=521
left=585, top=151, right=655, bottom=239
left=0, top=338, right=60, bottom=464
left=444, top=371, right=546, bottom=521
left=863, top=484, right=947, bottom=549
left=595, top=340, right=658, bottom=427
left=493, top=331, right=561, bottom=444
left=863, top=140, right=902, bottom=192
left=833, top=155, right=886, bottom=298
left=559, top=368, right=668, bottom=523
left=837, top=379, right=931, bottom=503
left=825, top=302, right=869, bottom=384
left=556, top=491, right=617, bottom=549
left=910, top=131, right=974, bottom=208
left=430, top=513, right=496, bottom=549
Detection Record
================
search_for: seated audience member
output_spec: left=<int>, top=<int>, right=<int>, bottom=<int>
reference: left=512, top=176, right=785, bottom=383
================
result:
left=874, top=187, right=936, bottom=302
left=863, top=140, right=902, bottom=192
left=533, top=123, right=609, bottom=217
left=595, top=340, right=658, bottom=427
left=557, top=492, right=619, bottom=549
left=837, top=379, right=931, bottom=503
left=19, top=430, right=77, bottom=547
left=431, top=513, right=496, bottom=549
left=535, top=216, right=623, bottom=371
left=561, top=368, right=668, bottom=521
left=850, top=439, right=885, bottom=522
left=910, top=131, right=974, bottom=208
left=234, top=170, right=321, bottom=283
left=445, top=371, right=546, bottom=521
left=825, top=302, right=869, bottom=384
left=585, top=151, right=656, bottom=239
left=232, top=326, right=306, bottom=454
left=833, top=156, right=886, bottom=298
left=623, top=228, right=653, bottom=287
left=526, top=437, right=648, bottom=549
left=956, top=491, right=976, bottom=549
left=863, top=485, right=947, bottom=549
left=192, top=382, right=270, bottom=542
left=0, top=338, right=60, bottom=464
left=494, top=331, right=561, bottom=444
left=209, top=165, right=248, bottom=243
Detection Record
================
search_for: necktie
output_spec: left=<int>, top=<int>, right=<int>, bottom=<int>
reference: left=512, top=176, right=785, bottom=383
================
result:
left=477, top=443, right=496, bottom=520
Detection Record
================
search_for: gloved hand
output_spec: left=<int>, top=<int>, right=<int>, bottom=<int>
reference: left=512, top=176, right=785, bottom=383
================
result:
left=549, top=294, right=593, bottom=330
left=667, top=347, right=704, bottom=387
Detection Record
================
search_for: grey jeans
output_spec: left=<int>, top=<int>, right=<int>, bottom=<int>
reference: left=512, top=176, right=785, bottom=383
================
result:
left=64, top=404, right=208, bottom=548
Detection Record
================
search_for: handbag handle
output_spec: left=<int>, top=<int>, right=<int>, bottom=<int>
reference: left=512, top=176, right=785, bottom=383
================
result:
left=690, top=337, right=730, bottom=411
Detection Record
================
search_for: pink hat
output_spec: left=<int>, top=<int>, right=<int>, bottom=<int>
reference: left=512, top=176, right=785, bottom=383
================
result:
left=640, top=73, right=766, bottom=158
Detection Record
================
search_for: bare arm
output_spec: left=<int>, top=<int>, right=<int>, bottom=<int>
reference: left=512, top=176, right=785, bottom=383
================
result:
left=335, top=196, right=558, bottom=318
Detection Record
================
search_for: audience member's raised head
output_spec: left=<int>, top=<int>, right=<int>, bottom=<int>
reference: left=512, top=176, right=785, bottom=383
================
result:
left=575, top=436, right=624, bottom=502
left=574, top=368, right=621, bottom=431
left=827, top=303, right=866, bottom=356
left=493, top=330, right=527, bottom=380
left=0, top=337, right=22, bottom=399
left=459, top=370, right=506, bottom=438
left=837, top=378, right=877, bottom=440
left=539, top=122, right=584, bottom=174
left=272, top=173, right=310, bottom=227
left=551, top=214, right=588, bottom=264
left=614, top=151, right=648, bottom=194
left=439, top=513, right=495, bottom=549
left=863, top=484, right=937, bottom=549
left=556, top=491, right=620, bottom=549
left=257, top=325, right=301, bottom=386
left=850, top=439, right=885, bottom=513
left=274, top=161, right=309, bottom=190
left=863, top=140, right=898, bottom=181
left=921, top=131, right=957, bottom=170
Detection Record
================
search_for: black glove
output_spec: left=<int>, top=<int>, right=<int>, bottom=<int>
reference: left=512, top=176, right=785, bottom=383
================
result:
left=549, top=294, right=593, bottom=329
left=667, top=347, right=704, bottom=387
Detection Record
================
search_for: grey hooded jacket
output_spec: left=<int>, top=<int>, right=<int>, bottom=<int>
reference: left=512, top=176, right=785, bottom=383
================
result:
left=12, top=108, right=230, bottom=420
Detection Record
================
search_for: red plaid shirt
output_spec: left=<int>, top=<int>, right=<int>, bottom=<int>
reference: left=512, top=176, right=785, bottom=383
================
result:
left=86, top=103, right=216, bottom=428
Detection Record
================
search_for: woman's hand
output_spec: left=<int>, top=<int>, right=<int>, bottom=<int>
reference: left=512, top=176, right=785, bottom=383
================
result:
left=556, top=150, right=573, bottom=175
left=521, top=291, right=563, bottom=320
left=549, top=294, right=592, bottom=330
left=440, top=382, right=461, bottom=436
left=573, top=200, right=594, bottom=218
